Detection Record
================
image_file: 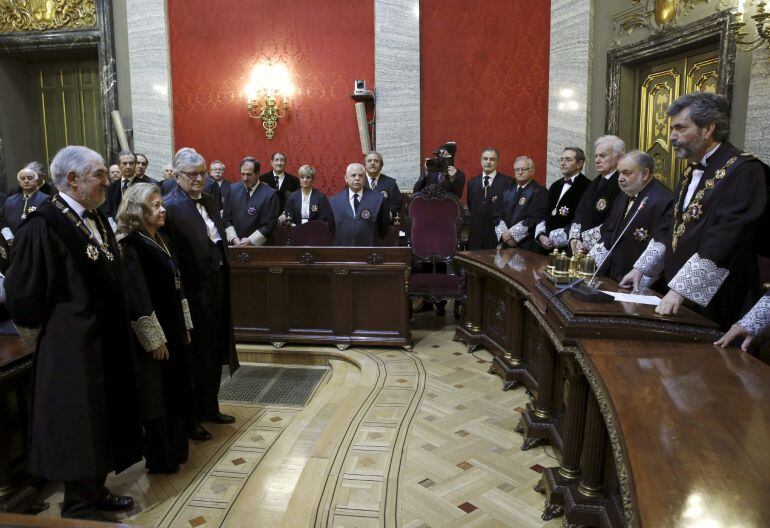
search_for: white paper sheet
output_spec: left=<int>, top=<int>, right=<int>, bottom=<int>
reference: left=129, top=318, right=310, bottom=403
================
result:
left=599, top=291, right=661, bottom=306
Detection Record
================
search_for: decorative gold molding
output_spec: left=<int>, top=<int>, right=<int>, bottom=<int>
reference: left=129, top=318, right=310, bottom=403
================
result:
left=612, top=0, right=714, bottom=47
left=0, top=0, right=96, bottom=33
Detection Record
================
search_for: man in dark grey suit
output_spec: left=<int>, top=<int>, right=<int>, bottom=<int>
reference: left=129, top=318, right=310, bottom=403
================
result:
left=364, top=151, right=402, bottom=219
left=209, top=160, right=232, bottom=210
left=259, top=151, right=299, bottom=212
left=329, top=163, right=389, bottom=246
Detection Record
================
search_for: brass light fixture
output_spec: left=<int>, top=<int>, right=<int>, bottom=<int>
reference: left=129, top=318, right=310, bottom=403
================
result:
left=729, top=0, right=770, bottom=51
left=244, top=62, right=294, bottom=140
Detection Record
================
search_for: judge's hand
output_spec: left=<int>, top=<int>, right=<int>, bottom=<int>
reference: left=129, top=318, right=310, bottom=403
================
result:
left=501, top=231, right=513, bottom=244
left=278, top=214, right=287, bottom=225
left=236, top=238, right=252, bottom=247
left=570, top=239, right=586, bottom=254
left=229, top=237, right=240, bottom=246
left=539, top=234, right=554, bottom=250
left=655, top=290, right=685, bottom=316
left=447, top=166, right=458, bottom=179
left=619, top=268, right=643, bottom=291
left=714, top=323, right=753, bottom=352
left=151, top=344, right=169, bottom=360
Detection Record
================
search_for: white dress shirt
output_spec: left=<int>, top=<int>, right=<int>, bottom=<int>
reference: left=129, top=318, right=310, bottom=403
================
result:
left=301, top=191, right=312, bottom=223
left=557, top=174, right=579, bottom=203
left=192, top=196, right=221, bottom=243
left=348, top=188, right=362, bottom=216
left=59, top=193, right=104, bottom=245
left=683, top=143, right=721, bottom=209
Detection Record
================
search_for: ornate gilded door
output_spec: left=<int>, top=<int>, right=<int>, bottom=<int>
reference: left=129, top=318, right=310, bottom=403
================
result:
left=636, top=48, right=718, bottom=189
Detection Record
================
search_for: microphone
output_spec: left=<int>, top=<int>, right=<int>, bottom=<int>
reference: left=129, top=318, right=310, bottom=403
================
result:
left=587, top=195, right=649, bottom=287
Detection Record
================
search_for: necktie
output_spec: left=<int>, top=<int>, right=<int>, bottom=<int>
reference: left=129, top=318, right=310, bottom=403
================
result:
left=121, top=179, right=130, bottom=193
left=513, top=186, right=523, bottom=209
left=83, top=209, right=100, bottom=220
left=353, top=193, right=360, bottom=214
left=371, top=178, right=377, bottom=189
left=275, top=174, right=280, bottom=187
left=624, top=197, right=636, bottom=219
left=688, top=161, right=706, bottom=171
left=483, top=176, right=490, bottom=198
left=563, top=179, right=573, bottom=187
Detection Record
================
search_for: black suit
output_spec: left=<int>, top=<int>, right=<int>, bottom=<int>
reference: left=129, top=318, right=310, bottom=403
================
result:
left=161, top=187, right=238, bottom=419
left=467, top=172, right=514, bottom=250
left=214, top=178, right=232, bottom=211
left=104, top=175, right=156, bottom=217
left=329, top=187, right=389, bottom=246
left=569, top=170, right=622, bottom=249
left=3, top=190, right=49, bottom=236
left=283, top=188, right=333, bottom=225
left=536, top=173, right=590, bottom=249
left=590, top=179, right=674, bottom=284
left=259, top=171, right=299, bottom=212
left=223, top=182, right=280, bottom=244
left=161, top=177, right=223, bottom=211
left=413, top=169, right=466, bottom=199
left=493, top=180, right=548, bottom=253
left=365, top=173, right=402, bottom=217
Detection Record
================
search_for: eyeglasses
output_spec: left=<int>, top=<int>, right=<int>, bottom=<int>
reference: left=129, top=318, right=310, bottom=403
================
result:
left=514, top=167, right=533, bottom=173
left=180, top=170, right=205, bottom=180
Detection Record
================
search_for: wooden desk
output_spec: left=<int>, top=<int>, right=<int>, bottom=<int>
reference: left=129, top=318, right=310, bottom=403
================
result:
left=0, top=335, right=35, bottom=513
left=229, top=246, right=412, bottom=350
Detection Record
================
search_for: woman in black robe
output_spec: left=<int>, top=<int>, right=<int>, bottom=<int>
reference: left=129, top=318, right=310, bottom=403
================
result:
left=117, top=183, right=195, bottom=473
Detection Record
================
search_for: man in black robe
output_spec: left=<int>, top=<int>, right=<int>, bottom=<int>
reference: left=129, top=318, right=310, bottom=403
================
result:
left=620, top=92, right=770, bottom=329
left=329, top=163, right=389, bottom=246
left=104, top=150, right=155, bottom=218
left=364, top=151, right=402, bottom=219
left=467, top=148, right=514, bottom=250
left=493, top=155, right=547, bottom=253
left=5, top=145, right=142, bottom=521
left=569, top=135, right=624, bottom=253
left=162, top=148, right=239, bottom=440
left=2, top=166, right=49, bottom=242
left=209, top=159, right=232, bottom=211
left=588, top=150, right=673, bottom=285
left=224, top=157, right=280, bottom=246
left=259, top=151, right=299, bottom=213
left=536, top=147, right=590, bottom=252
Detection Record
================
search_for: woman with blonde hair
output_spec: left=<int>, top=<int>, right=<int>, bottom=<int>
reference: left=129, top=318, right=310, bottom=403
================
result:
left=282, top=164, right=333, bottom=226
left=117, top=183, right=194, bottom=473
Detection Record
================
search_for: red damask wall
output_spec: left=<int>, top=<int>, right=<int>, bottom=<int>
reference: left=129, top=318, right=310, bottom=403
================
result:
left=421, top=1, right=551, bottom=192
left=167, top=0, right=375, bottom=194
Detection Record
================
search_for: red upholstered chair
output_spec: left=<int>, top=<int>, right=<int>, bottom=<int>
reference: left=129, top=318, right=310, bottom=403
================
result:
left=406, top=184, right=465, bottom=318
left=288, top=220, right=335, bottom=246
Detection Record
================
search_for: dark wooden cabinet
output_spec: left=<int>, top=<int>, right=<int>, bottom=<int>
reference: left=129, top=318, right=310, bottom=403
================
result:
left=229, top=246, right=412, bottom=349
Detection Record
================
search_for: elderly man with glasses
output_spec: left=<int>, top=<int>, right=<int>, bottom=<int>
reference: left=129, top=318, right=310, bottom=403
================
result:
left=493, top=156, right=547, bottom=253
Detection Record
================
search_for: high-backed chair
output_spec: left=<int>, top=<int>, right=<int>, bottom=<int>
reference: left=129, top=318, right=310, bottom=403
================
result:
left=406, top=184, right=465, bottom=318
left=288, top=220, right=335, bottom=246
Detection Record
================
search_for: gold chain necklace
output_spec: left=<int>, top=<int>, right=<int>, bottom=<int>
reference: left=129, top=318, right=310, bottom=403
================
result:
left=52, top=195, right=115, bottom=261
left=672, top=155, right=738, bottom=251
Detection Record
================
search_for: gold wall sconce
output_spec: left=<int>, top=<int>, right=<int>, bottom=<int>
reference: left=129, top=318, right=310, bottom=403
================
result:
left=244, top=62, right=294, bottom=139
left=729, top=0, right=770, bottom=51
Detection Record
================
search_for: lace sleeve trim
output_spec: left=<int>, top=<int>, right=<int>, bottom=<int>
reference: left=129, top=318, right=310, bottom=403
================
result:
left=130, top=311, right=167, bottom=352
left=668, top=253, right=729, bottom=307
left=633, top=238, right=665, bottom=277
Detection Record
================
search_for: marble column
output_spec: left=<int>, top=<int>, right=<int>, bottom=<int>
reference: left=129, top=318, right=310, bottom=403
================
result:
left=374, top=0, right=421, bottom=189
left=125, top=0, right=174, bottom=178
left=745, top=46, right=770, bottom=164
left=546, top=0, right=595, bottom=186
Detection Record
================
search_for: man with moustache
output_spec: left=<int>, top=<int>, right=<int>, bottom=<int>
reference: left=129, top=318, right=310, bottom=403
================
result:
left=162, top=148, right=239, bottom=440
left=467, top=148, right=513, bottom=250
left=494, top=156, right=547, bottom=253
left=569, top=136, right=624, bottom=254
left=364, top=151, right=402, bottom=219
left=620, top=92, right=769, bottom=329
left=224, top=157, right=280, bottom=246
left=329, top=163, right=389, bottom=246
left=588, top=150, right=673, bottom=286
left=536, top=147, right=591, bottom=252
left=259, top=152, right=299, bottom=212
left=5, top=146, right=142, bottom=521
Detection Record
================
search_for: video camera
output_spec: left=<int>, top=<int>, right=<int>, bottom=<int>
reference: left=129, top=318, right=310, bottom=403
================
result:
left=424, top=141, right=457, bottom=176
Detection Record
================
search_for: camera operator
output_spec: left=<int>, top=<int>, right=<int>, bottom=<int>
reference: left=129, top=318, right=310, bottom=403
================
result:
left=413, top=142, right=466, bottom=198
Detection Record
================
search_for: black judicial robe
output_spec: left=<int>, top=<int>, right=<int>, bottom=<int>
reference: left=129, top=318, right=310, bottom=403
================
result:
left=215, top=178, right=232, bottom=210
left=5, top=197, right=142, bottom=480
left=259, top=171, right=299, bottom=212
left=467, top=173, right=514, bottom=250
left=3, top=190, right=49, bottom=235
left=569, top=171, right=621, bottom=248
left=413, top=169, right=466, bottom=199
left=365, top=173, right=403, bottom=216
left=537, top=174, right=590, bottom=248
left=662, top=143, right=770, bottom=328
left=161, top=187, right=238, bottom=374
left=591, top=179, right=673, bottom=283
left=329, top=187, right=389, bottom=246
left=104, top=175, right=156, bottom=217
left=493, top=180, right=547, bottom=253
left=283, top=188, right=333, bottom=225
left=223, top=182, right=280, bottom=241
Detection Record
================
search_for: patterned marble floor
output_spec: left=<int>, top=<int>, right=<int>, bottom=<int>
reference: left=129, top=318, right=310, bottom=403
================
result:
left=31, top=313, right=562, bottom=527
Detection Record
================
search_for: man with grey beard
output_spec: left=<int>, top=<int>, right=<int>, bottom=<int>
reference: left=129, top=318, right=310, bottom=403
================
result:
left=620, top=92, right=770, bottom=330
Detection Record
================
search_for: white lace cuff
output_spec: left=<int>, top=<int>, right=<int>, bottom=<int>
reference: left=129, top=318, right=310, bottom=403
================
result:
left=581, top=225, right=602, bottom=249
left=549, top=228, right=568, bottom=248
left=738, top=295, right=770, bottom=336
left=1, top=227, right=13, bottom=241
left=495, top=220, right=508, bottom=241
left=668, top=253, right=729, bottom=307
left=634, top=238, right=665, bottom=277
left=535, top=220, right=546, bottom=238
left=588, top=242, right=608, bottom=269
left=511, top=221, right=529, bottom=243
left=181, top=298, right=193, bottom=330
left=569, top=223, right=581, bottom=241
left=14, top=324, right=40, bottom=348
left=248, top=229, right=267, bottom=246
left=130, top=311, right=167, bottom=352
